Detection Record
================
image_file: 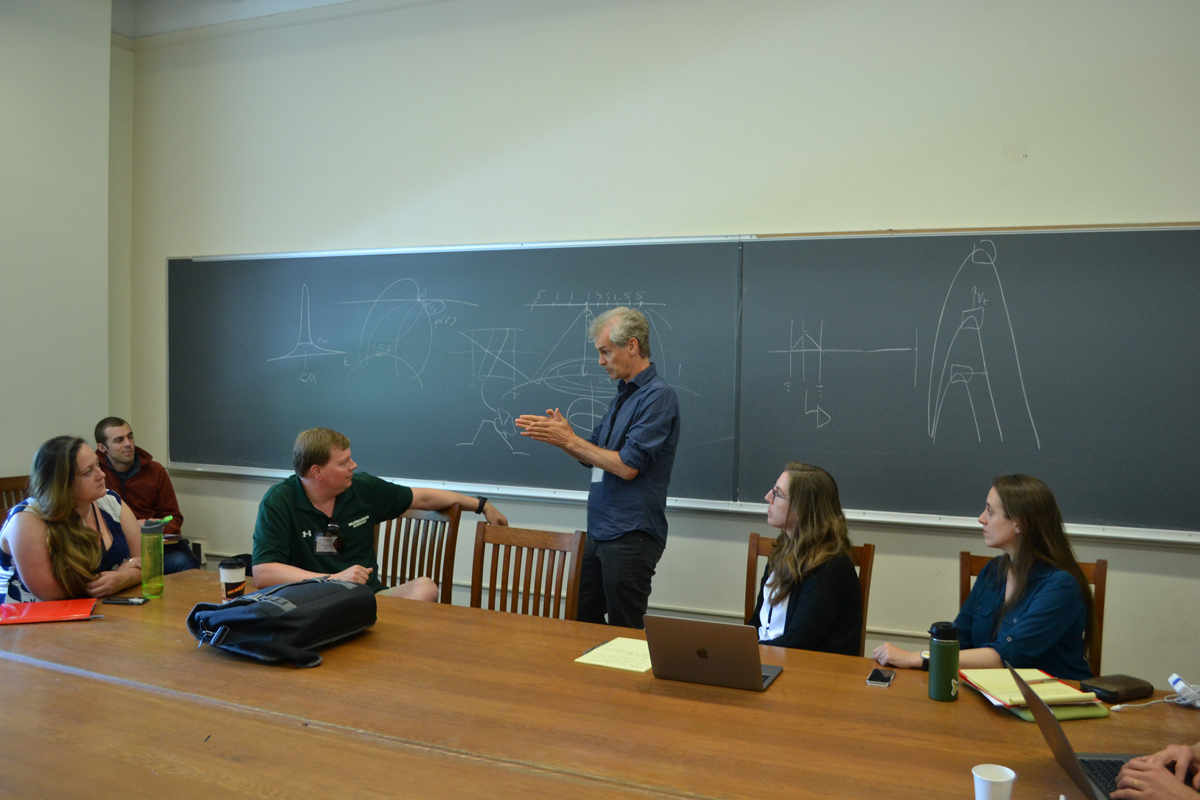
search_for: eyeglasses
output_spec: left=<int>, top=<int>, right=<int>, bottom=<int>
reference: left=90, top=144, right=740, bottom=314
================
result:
left=770, top=486, right=787, bottom=503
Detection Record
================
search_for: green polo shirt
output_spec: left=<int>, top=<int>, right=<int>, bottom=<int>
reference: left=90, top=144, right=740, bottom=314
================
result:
left=252, top=472, right=413, bottom=593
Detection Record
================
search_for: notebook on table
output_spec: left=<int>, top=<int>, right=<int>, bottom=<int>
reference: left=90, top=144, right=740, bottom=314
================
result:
left=643, top=614, right=782, bottom=692
left=0, top=598, right=97, bottom=625
left=1007, top=663, right=1142, bottom=799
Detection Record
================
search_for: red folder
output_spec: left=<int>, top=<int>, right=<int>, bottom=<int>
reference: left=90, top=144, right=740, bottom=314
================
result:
left=0, top=598, right=97, bottom=624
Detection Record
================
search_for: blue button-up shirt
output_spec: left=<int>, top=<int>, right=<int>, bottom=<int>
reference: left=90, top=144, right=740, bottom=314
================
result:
left=585, top=363, right=680, bottom=547
left=955, top=557, right=1091, bottom=679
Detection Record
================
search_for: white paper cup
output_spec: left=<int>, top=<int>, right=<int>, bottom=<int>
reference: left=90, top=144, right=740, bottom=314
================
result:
left=219, top=558, right=247, bottom=601
left=972, top=764, right=1016, bottom=800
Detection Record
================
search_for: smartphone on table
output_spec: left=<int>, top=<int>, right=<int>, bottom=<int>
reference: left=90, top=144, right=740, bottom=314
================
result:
left=866, top=668, right=896, bottom=687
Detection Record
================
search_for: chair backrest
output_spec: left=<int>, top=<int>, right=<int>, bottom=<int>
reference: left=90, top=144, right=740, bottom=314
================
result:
left=958, top=551, right=1107, bottom=676
left=373, top=504, right=461, bottom=604
left=744, top=533, right=875, bottom=656
left=471, top=523, right=585, bottom=620
left=0, top=475, right=29, bottom=517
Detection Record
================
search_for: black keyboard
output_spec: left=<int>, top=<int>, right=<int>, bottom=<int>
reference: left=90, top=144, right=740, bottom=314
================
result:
left=1081, top=758, right=1126, bottom=796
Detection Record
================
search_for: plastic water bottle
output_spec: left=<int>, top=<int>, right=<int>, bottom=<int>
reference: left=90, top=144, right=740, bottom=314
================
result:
left=928, top=621, right=959, bottom=701
left=141, top=520, right=165, bottom=599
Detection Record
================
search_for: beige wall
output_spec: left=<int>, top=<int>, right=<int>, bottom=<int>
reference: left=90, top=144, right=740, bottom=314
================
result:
left=109, top=35, right=135, bottom=417
left=0, top=0, right=113, bottom=473
left=124, top=1, right=1200, bottom=685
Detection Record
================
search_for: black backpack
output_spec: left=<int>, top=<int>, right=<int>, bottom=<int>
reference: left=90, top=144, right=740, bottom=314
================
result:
left=186, top=578, right=377, bottom=667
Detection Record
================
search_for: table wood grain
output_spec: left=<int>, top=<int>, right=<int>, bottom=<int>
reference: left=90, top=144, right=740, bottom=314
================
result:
left=1, top=571, right=1192, bottom=799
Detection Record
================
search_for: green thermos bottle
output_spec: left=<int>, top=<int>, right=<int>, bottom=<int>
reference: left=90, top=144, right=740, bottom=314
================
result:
left=927, top=621, right=959, bottom=701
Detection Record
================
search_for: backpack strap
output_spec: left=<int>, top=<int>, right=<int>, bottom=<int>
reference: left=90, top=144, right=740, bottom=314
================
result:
left=198, top=625, right=323, bottom=668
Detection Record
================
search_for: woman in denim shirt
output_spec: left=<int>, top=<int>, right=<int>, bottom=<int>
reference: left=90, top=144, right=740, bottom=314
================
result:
left=873, top=474, right=1094, bottom=679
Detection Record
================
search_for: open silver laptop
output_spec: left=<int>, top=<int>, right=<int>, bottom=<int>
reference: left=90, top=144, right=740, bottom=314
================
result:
left=1008, top=663, right=1142, bottom=799
left=643, top=615, right=782, bottom=692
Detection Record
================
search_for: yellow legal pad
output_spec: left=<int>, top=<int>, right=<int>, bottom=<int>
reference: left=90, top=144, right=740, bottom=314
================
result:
left=960, top=668, right=1097, bottom=707
left=575, top=637, right=653, bottom=673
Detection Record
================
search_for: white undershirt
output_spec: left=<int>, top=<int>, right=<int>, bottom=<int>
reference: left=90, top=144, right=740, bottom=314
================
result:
left=757, top=574, right=789, bottom=641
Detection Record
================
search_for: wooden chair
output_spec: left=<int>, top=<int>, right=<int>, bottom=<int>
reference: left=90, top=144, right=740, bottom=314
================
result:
left=373, top=504, right=461, bottom=604
left=744, top=533, right=875, bottom=656
left=959, top=551, right=1107, bottom=676
left=471, top=523, right=585, bottom=620
left=1, top=475, right=28, bottom=516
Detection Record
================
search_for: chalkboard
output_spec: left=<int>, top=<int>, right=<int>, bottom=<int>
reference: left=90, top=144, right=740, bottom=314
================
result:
left=738, top=229, right=1200, bottom=531
left=170, top=229, right=1200, bottom=532
left=168, top=243, right=741, bottom=500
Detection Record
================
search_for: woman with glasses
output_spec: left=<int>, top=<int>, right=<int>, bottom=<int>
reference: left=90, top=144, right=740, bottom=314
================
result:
left=0, top=436, right=142, bottom=601
left=749, top=462, right=862, bottom=655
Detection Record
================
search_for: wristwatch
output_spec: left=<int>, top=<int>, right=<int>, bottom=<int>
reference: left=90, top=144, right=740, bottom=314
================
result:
left=475, top=495, right=488, bottom=514
left=921, top=650, right=930, bottom=671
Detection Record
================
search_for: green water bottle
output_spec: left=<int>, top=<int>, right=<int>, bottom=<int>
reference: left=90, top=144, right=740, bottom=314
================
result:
left=927, top=621, right=959, bottom=702
left=141, top=520, right=165, bottom=599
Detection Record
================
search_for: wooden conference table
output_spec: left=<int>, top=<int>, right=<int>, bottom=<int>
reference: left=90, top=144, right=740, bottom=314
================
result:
left=0, top=571, right=1193, bottom=799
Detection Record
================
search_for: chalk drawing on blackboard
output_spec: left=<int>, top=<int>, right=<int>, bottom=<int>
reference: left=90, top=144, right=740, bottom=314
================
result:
left=340, top=279, right=477, bottom=387
left=454, top=327, right=529, bottom=453
left=805, top=390, right=831, bottom=428
left=519, top=296, right=691, bottom=420
left=268, top=284, right=346, bottom=379
left=770, top=319, right=919, bottom=428
left=523, top=292, right=679, bottom=382
left=454, top=310, right=612, bottom=451
left=456, top=296, right=687, bottom=450
left=926, top=240, right=1040, bottom=448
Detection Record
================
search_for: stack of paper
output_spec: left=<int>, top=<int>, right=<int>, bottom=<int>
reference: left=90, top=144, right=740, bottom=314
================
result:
left=574, top=637, right=652, bottom=673
left=959, top=668, right=1099, bottom=708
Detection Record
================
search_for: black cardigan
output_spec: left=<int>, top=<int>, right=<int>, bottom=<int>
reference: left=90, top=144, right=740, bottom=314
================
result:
left=750, top=554, right=862, bottom=656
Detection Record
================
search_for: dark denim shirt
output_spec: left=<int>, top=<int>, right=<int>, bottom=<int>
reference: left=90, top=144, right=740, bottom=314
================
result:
left=954, top=557, right=1091, bottom=679
left=585, top=363, right=680, bottom=546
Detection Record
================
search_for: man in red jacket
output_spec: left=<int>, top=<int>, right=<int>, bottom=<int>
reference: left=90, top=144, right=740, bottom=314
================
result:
left=95, top=417, right=199, bottom=573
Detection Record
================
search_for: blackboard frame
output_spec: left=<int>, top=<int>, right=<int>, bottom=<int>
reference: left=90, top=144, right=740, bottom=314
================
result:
left=167, top=227, right=1200, bottom=543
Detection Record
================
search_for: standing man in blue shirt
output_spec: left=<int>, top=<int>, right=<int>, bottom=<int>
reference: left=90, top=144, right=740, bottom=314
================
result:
left=517, top=306, right=680, bottom=628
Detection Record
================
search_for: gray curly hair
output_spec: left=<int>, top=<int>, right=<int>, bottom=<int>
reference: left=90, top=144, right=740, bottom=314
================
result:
left=588, top=306, right=651, bottom=358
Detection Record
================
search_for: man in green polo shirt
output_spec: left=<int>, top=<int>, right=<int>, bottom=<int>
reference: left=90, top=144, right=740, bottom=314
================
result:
left=252, top=428, right=509, bottom=598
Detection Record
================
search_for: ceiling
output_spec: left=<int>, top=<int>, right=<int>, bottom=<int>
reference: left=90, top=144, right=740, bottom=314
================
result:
left=111, top=0, right=364, bottom=38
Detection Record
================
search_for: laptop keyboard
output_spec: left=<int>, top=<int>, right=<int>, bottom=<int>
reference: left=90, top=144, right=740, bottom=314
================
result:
left=1081, top=758, right=1126, bottom=795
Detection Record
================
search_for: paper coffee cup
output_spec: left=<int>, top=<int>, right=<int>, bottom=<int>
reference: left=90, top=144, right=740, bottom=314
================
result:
left=219, top=557, right=246, bottom=601
left=972, top=764, right=1016, bottom=800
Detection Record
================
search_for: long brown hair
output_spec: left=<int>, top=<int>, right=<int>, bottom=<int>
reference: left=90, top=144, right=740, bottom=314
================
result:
left=988, top=474, right=1095, bottom=658
left=25, top=436, right=103, bottom=597
left=765, top=462, right=853, bottom=600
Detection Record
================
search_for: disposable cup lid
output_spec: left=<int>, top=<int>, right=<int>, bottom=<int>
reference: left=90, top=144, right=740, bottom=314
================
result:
left=219, top=557, right=246, bottom=570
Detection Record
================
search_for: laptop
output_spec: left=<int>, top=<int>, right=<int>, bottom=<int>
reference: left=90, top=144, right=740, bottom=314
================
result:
left=643, top=615, right=782, bottom=692
left=1007, top=663, right=1142, bottom=799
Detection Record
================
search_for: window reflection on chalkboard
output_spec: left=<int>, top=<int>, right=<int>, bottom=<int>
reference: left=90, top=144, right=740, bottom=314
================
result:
left=927, top=240, right=1041, bottom=448
left=267, top=284, right=346, bottom=382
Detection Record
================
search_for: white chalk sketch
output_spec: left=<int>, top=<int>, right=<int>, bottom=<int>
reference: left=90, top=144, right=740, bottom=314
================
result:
left=340, top=279, right=476, bottom=387
left=770, top=319, right=919, bottom=429
left=926, top=240, right=1040, bottom=447
left=455, top=327, right=530, bottom=453
left=455, top=293, right=679, bottom=451
left=268, top=284, right=346, bottom=381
